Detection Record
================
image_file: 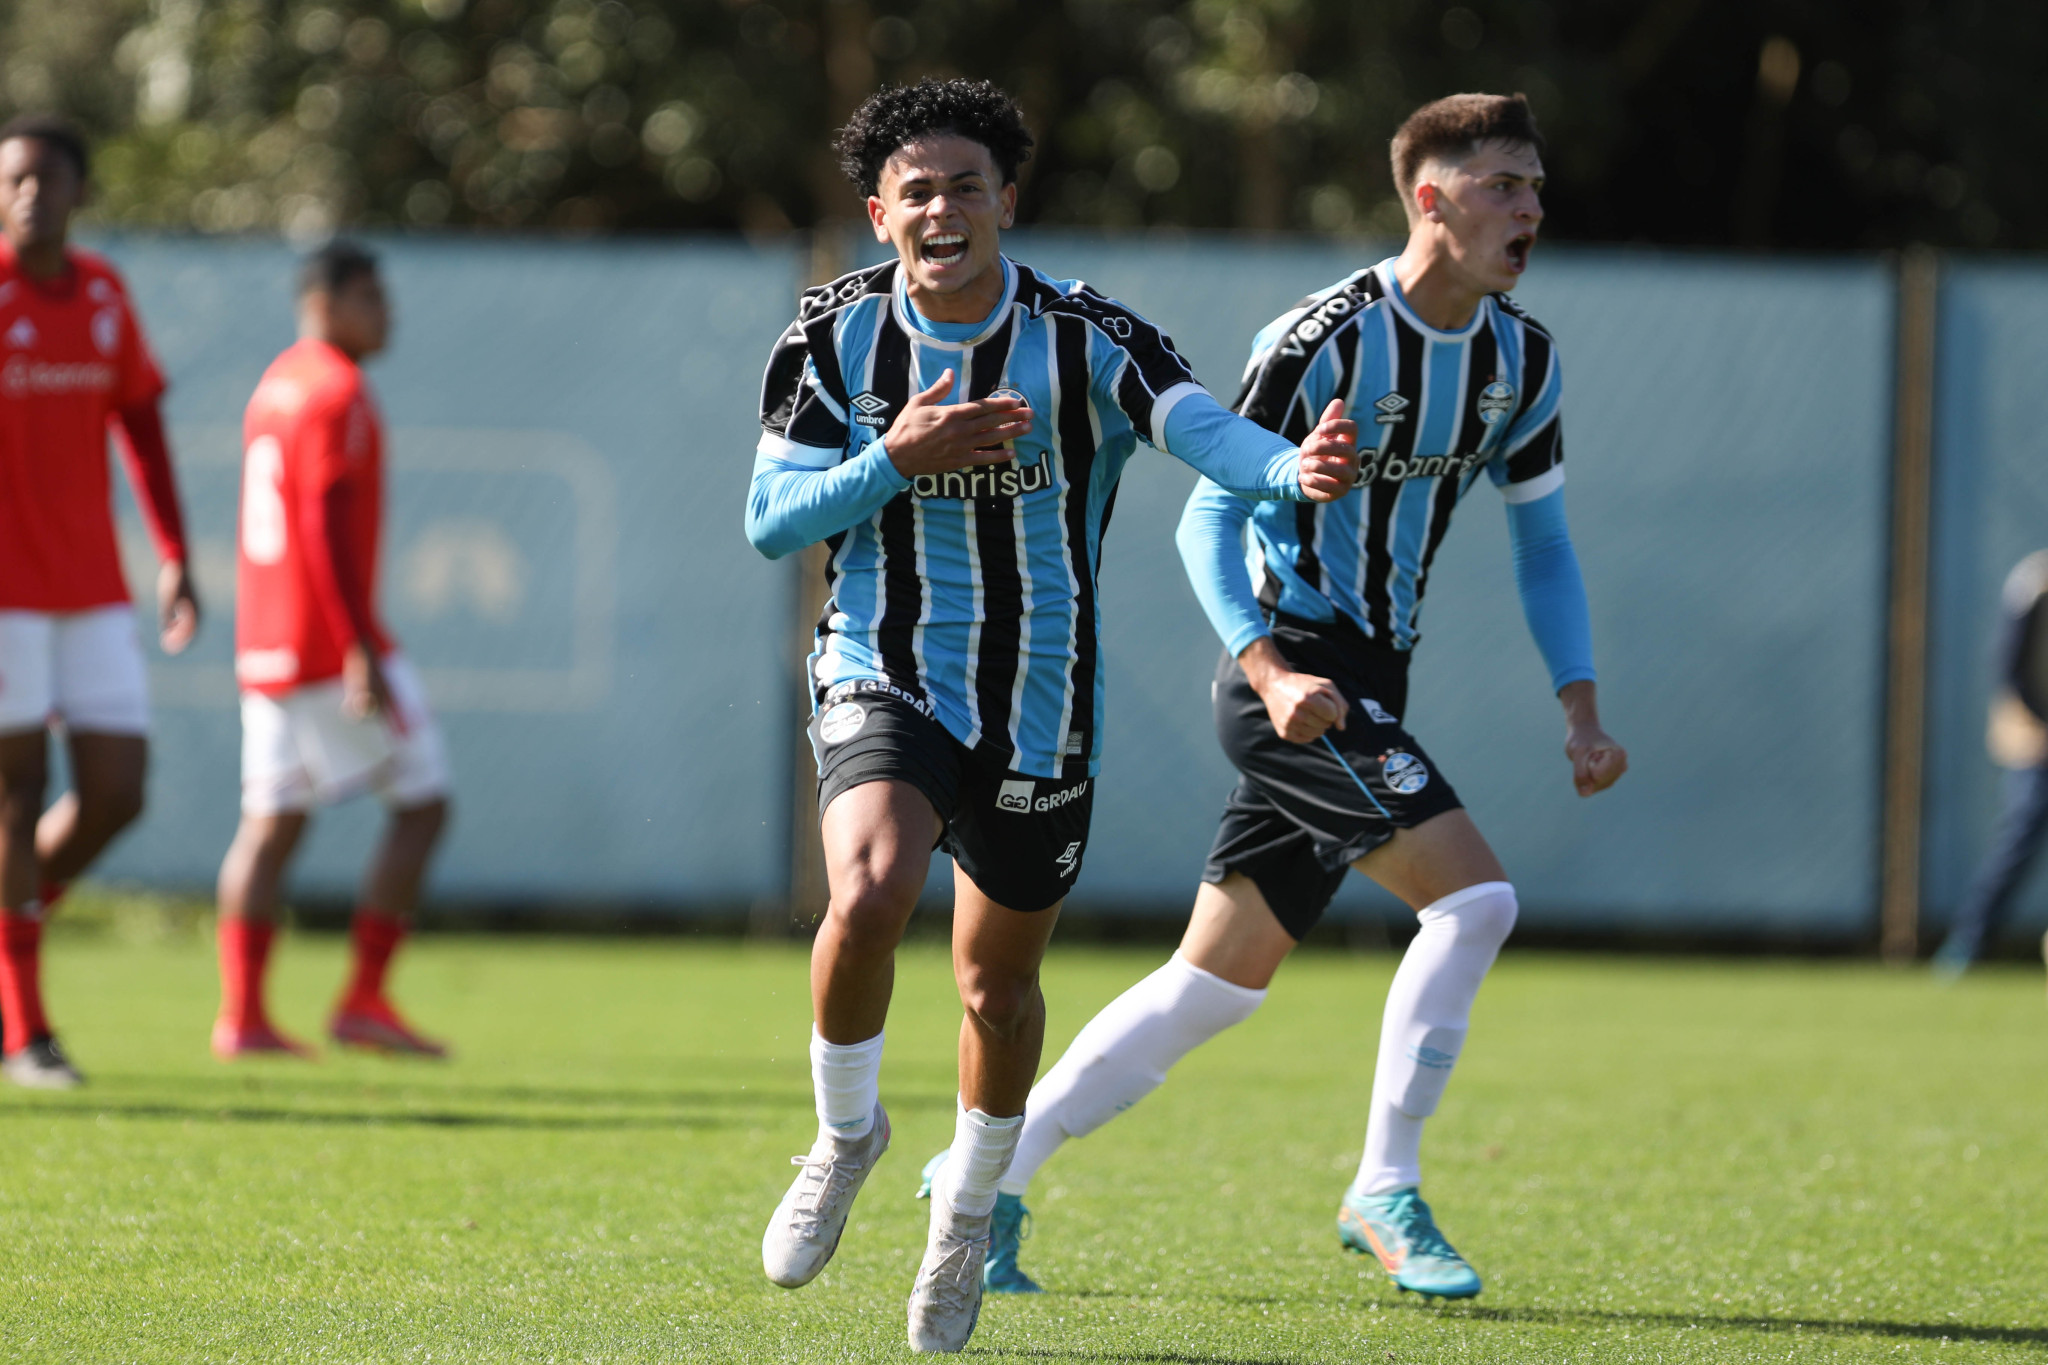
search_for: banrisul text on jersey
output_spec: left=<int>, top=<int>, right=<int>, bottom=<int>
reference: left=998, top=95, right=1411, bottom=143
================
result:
left=1235, top=258, right=1563, bottom=649
left=748, top=256, right=1312, bottom=779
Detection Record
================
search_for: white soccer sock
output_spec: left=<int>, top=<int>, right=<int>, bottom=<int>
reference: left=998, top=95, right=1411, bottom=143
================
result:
left=936, top=1102, right=1024, bottom=1221
left=1356, top=882, right=1517, bottom=1195
left=1001, top=952, right=1266, bottom=1197
left=811, top=1027, right=884, bottom=1141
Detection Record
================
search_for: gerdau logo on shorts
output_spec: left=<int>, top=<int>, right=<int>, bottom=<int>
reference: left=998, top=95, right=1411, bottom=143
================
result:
left=995, top=777, right=1089, bottom=813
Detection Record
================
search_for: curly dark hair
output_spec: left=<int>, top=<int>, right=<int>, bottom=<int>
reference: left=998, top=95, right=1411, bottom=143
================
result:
left=834, top=78, right=1034, bottom=199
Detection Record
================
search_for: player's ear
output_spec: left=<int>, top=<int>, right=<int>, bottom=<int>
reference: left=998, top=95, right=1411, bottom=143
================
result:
left=1415, top=180, right=1441, bottom=222
left=998, top=180, right=1016, bottom=230
left=866, top=193, right=890, bottom=243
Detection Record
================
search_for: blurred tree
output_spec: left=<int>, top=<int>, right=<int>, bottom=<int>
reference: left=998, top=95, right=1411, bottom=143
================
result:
left=0, top=0, right=2035, bottom=249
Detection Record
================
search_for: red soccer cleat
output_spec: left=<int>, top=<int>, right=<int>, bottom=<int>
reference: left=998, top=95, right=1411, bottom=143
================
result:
left=330, top=997, right=448, bottom=1058
left=211, top=1016, right=317, bottom=1061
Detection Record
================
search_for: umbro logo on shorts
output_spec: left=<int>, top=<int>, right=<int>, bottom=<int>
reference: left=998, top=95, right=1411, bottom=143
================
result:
left=1361, top=697, right=1397, bottom=725
left=996, top=777, right=1089, bottom=814
left=1056, top=841, right=1082, bottom=876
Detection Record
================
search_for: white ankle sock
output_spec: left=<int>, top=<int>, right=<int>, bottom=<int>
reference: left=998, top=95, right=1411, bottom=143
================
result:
left=1356, top=882, right=1517, bottom=1194
left=1001, top=952, right=1266, bottom=1197
left=811, top=1028, right=884, bottom=1141
left=937, top=1102, right=1024, bottom=1221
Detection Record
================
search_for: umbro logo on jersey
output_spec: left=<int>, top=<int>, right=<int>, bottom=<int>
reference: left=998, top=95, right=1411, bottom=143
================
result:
left=1476, top=380, right=1516, bottom=424
left=850, top=391, right=892, bottom=428
left=5, top=317, right=36, bottom=349
left=996, top=777, right=1089, bottom=814
left=1373, top=392, right=1409, bottom=425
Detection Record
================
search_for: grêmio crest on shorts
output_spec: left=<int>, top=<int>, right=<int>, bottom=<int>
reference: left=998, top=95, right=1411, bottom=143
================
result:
left=757, top=257, right=1204, bottom=780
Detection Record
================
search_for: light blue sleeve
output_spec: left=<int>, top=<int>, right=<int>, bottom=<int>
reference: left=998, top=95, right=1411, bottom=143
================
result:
left=1505, top=485, right=1597, bottom=692
left=1175, top=477, right=1269, bottom=657
left=1158, top=388, right=1306, bottom=502
left=745, top=438, right=910, bottom=560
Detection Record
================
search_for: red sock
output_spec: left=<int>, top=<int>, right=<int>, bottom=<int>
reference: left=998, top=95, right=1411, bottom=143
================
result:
left=341, top=909, right=406, bottom=1012
left=216, top=917, right=277, bottom=1032
left=0, top=906, right=49, bottom=1053
left=37, top=882, right=66, bottom=914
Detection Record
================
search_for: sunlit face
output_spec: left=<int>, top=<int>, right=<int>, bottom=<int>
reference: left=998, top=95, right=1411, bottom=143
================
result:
left=0, top=136, right=84, bottom=255
left=1411, top=140, right=1545, bottom=294
left=311, top=270, right=392, bottom=359
left=867, top=134, right=1016, bottom=305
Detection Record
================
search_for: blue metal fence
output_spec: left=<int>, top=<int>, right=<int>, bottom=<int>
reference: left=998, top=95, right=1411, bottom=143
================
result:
left=69, top=233, right=2038, bottom=941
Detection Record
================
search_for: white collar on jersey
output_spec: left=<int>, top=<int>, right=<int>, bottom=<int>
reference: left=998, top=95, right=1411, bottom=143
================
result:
left=1373, top=257, right=1491, bottom=343
left=889, top=255, right=1019, bottom=351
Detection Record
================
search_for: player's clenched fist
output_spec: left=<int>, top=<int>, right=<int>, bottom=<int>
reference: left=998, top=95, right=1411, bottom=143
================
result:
left=1294, top=398, right=1358, bottom=503
left=881, top=368, right=1035, bottom=478
left=1238, top=637, right=1349, bottom=744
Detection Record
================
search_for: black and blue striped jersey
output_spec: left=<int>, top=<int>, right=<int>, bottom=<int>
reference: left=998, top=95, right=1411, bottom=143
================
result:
left=1233, top=257, right=1564, bottom=649
left=751, top=256, right=1307, bottom=779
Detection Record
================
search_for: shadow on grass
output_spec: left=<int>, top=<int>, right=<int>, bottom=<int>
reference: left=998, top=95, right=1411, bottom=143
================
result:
left=1455, top=1304, right=2048, bottom=1348
left=0, top=1100, right=736, bottom=1131
left=0, top=1080, right=962, bottom=1129
left=969, top=1351, right=1320, bottom=1365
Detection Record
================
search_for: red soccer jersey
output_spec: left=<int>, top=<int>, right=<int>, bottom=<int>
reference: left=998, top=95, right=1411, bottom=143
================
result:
left=235, top=338, right=394, bottom=695
left=0, top=243, right=170, bottom=610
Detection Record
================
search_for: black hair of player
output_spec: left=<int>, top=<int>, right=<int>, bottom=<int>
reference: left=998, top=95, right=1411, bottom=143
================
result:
left=834, top=79, right=1034, bottom=199
left=298, top=239, right=379, bottom=297
left=0, top=114, right=89, bottom=181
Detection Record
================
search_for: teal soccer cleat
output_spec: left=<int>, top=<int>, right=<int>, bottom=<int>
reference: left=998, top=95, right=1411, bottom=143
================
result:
left=916, top=1149, right=1043, bottom=1294
left=1337, top=1185, right=1482, bottom=1300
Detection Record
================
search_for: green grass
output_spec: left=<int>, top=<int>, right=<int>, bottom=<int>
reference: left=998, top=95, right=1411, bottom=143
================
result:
left=3, top=903, right=2045, bottom=1363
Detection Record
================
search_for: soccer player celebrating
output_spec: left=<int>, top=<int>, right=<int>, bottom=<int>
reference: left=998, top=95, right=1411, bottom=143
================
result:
left=747, top=79, right=1355, bottom=1352
left=212, top=242, right=451, bottom=1061
left=0, top=115, right=200, bottom=1089
left=946, top=94, right=1629, bottom=1302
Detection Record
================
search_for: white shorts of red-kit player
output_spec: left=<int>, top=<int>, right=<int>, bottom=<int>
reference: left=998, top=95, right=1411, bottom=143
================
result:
left=0, top=607, right=151, bottom=735
left=239, top=653, right=450, bottom=816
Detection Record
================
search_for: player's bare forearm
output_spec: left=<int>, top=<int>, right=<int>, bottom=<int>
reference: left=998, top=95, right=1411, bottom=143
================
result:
left=1559, top=679, right=1628, bottom=797
left=1239, top=636, right=1348, bottom=743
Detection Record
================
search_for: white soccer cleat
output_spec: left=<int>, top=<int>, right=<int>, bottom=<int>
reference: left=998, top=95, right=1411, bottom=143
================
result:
left=761, top=1102, right=890, bottom=1288
left=906, top=1206, right=991, bottom=1353
left=3, top=1036, right=84, bottom=1090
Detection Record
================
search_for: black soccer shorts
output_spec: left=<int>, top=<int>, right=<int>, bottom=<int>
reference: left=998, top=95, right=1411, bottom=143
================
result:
left=810, top=680, right=1092, bottom=913
left=1202, top=614, right=1462, bottom=940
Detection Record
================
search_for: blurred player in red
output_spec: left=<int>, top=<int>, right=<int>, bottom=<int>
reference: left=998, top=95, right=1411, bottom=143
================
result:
left=213, top=241, right=451, bottom=1061
left=0, top=116, right=200, bottom=1089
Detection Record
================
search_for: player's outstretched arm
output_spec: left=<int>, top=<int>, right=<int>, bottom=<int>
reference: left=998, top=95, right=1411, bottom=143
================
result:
left=1159, top=389, right=1356, bottom=502
left=745, top=368, right=1029, bottom=559
left=1503, top=485, right=1626, bottom=796
left=111, top=399, right=200, bottom=653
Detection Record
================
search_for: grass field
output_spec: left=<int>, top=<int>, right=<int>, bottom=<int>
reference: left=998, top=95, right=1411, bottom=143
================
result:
left=3, top=905, right=2045, bottom=1363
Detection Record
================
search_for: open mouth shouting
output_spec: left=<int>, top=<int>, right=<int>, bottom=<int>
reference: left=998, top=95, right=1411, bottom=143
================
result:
left=1505, top=232, right=1534, bottom=274
left=921, top=231, right=970, bottom=266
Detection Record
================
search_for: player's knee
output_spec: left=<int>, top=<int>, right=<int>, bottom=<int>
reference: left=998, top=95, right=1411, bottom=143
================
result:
left=958, top=966, right=1040, bottom=1041
left=392, top=798, right=449, bottom=845
left=83, top=778, right=146, bottom=835
left=823, top=877, right=917, bottom=952
left=0, top=765, right=46, bottom=836
left=1429, top=880, right=1517, bottom=951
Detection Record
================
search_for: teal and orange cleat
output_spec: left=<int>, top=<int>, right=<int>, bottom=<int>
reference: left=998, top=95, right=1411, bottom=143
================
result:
left=916, top=1149, right=1043, bottom=1294
left=1337, top=1185, right=1482, bottom=1300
